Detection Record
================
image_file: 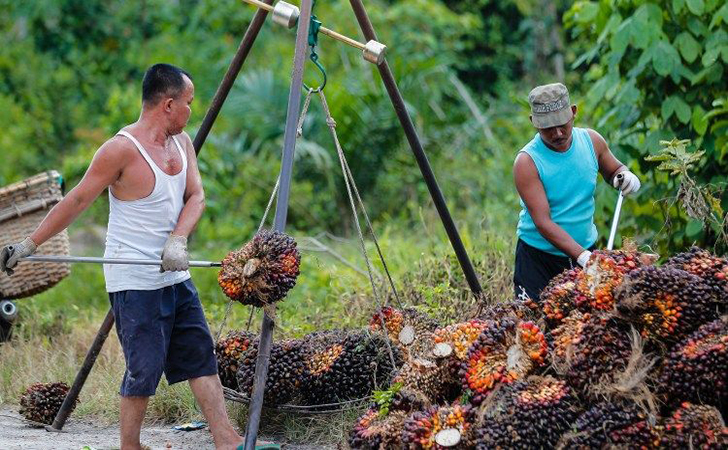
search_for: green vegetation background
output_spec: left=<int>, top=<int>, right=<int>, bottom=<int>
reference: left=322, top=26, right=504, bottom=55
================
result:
left=1, top=0, right=726, bottom=432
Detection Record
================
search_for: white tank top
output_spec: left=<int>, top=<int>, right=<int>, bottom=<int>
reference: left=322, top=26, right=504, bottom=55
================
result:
left=103, top=130, right=191, bottom=292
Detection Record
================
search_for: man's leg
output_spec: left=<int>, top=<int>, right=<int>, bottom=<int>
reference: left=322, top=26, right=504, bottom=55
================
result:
left=189, top=374, right=243, bottom=449
left=120, top=396, right=150, bottom=450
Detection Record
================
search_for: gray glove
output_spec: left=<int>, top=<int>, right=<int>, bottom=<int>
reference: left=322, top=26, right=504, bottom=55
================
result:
left=0, top=237, right=38, bottom=276
left=160, top=234, right=189, bottom=272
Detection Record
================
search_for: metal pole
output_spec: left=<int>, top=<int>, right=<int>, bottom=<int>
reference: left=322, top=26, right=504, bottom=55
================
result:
left=23, top=255, right=221, bottom=267
left=47, top=309, right=115, bottom=432
left=193, top=0, right=274, bottom=154
left=243, top=0, right=313, bottom=447
left=347, top=0, right=482, bottom=295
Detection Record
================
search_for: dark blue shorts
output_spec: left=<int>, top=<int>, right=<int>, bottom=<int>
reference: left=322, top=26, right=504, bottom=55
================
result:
left=109, top=279, right=217, bottom=397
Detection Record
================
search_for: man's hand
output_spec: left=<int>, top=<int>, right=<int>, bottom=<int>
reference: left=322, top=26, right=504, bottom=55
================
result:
left=160, top=234, right=189, bottom=272
left=613, top=171, right=641, bottom=196
left=0, top=237, right=38, bottom=275
left=576, top=250, right=592, bottom=268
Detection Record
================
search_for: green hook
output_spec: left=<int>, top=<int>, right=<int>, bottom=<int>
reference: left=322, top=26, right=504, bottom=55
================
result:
left=303, top=10, right=326, bottom=93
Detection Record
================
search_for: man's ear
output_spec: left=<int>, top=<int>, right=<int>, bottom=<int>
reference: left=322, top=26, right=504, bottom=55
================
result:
left=529, top=114, right=534, bottom=126
left=163, top=98, right=174, bottom=112
left=572, top=104, right=578, bottom=117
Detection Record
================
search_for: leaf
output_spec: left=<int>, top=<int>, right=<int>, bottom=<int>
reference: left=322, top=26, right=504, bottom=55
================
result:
left=675, top=32, right=701, bottom=63
left=653, top=41, right=679, bottom=75
left=673, top=0, right=686, bottom=14
left=692, top=106, right=709, bottom=135
left=662, top=97, right=676, bottom=122
left=687, top=0, right=705, bottom=15
left=610, top=21, right=632, bottom=54
left=576, top=2, right=601, bottom=23
left=709, top=4, right=728, bottom=28
left=686, top=219, right=703, bottom=237
left=674, top=97, right=692, bottom=124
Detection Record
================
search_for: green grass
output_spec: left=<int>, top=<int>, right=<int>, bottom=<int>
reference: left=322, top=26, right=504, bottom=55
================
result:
left=0, top=225, right=515, bottom=445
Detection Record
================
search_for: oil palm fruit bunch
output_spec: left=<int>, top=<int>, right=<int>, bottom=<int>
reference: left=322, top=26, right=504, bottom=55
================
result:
left=218, top=229, right=301, bottom=307
left=659, top=402, right=728, bottom=449
left=666, top=247, right=728, bottom=307
left=432, top=319, right=490, bottom=360
left=236, top=338, right=305, bottom=405
left=549, top=310, right=589, bottom=361
left=349, top=409, right=408, bottom=449
left=576, top=249, right=653, bottom=312
left=301, top=331, right=401, bottom=405
left=541, top=268, right=582, bottom=325
left=391, top=357, right=458, bottom=403
left=401, top=403, right=475, bottom=449
left=215, top=330, right=256, bottom=390
left=460, top=318, right=547, bottom=405
left=659, top=317, right=727, bottom=412
left=615, top=266, right=718, bottom=343
left=551, top=313, right=633, bottom=395
left=479, top=299, right=542, bottom=323
left=475, top=376, right=580, bottom=449
left=370, top=307, right=439, bottom=358
left=19, top=382, right=76, bottom=425
left=557, top=401, right=657, bottom=449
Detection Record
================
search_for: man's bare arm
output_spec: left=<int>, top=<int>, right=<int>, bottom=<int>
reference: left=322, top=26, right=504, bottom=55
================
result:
left=29, top=138, right=128, bottom=246
left=588, top=129, right=626, bottom=183
left=513, top=153, right=585, bottom=259
left=171, top=132, right=205, bottom=238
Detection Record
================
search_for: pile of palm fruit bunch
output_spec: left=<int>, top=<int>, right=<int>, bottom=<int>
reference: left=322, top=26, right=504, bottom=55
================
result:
left=215, top=330, right=256, bottom=390
left=344, top=246, right=728, bottom=448
left=18, top=382, right=77, bottom=426
left=235, top=338, right=306, bottom=405
left=369, top=306, right=440, bottom=358
left=217, top=229, right=301, bottom=307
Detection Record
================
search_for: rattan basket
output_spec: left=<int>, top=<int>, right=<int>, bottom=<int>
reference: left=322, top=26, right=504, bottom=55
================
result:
left=0, top=171, right=71, bottom=299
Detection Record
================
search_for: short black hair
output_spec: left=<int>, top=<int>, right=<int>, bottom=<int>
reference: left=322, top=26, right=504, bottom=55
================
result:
left=141, top=63, right=192, bottom=106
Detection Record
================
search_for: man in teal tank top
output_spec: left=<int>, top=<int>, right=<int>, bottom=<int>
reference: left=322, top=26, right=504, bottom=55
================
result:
left=513, top=83, right=641, bottom=301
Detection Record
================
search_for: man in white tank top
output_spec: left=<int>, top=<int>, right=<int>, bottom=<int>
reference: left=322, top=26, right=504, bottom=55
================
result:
left=0, top=64, right=243, bottom=449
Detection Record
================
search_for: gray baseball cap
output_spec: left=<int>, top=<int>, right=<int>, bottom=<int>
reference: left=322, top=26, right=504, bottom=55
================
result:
left=528, top=83, right=573, bottom=128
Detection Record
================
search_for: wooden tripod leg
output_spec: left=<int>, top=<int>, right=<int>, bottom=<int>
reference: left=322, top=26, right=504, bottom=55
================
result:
left=47, top=308, right=115, bottom=432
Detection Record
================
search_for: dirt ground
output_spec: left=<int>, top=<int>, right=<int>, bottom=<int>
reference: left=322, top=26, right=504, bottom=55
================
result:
left=0, top=407, right=328, bottom=450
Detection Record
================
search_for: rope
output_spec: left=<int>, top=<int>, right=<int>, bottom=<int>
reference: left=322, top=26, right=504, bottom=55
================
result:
left=214, top=90, right=316, bottom=342
left=222, top=387, right=369, bottom=414
left=316, top=89, right=399, bottom=369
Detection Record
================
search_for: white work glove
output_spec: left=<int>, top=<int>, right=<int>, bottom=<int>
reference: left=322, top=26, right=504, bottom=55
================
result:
left=613, top=170, right=641, bottom=196
left=0, top=237, right=38, bottom=276
left=160, top=234, right=189, bottom=272
left=576, top=250, right=592, bottom=268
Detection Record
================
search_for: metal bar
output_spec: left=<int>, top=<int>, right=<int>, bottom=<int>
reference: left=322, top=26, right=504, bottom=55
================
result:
left=241, top=0, right=366, bottom=50
left=243, top=0, right=313, bottom=447
left=22, top=255, right=221, bottom=267
left=607, top=192, right=624, bottom=250
left=347, top=0, right=483, bottom=295
left=193, top=0, right=274, bottom=154
left=47, top=309, right=115, bottom=431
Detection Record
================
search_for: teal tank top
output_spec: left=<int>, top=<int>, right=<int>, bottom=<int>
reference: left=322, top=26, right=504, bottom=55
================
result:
left=516, top=127, right=599, bottom=256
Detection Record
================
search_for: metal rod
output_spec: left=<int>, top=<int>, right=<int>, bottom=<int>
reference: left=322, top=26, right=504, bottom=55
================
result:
left=243, top=0, right=313, bottom=447
left=193, top=0, right=274, bottom=154
left=608, top=192, right=624, bottom=250
left=347, top=0, right=483, bottom=296
left=22, top=255, right=221, bottom=267
left=241, top=0, right=366, bottom=50
left=47, top=309, right=115, bottom=432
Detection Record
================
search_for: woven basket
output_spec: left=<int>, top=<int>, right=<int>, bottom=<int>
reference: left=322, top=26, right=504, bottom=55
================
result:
left=0, top=171, right=71, bottom=299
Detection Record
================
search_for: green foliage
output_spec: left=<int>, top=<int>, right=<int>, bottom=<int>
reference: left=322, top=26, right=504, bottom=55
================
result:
left=372, top=382, right=403, bottom=417
left=565, top=0, right=728, bottom=254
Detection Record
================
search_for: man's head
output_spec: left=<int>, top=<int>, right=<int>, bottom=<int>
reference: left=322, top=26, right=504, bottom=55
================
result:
left=142, top=63, right=194, bottom=134
left=528, top=83, right=577, bottom=151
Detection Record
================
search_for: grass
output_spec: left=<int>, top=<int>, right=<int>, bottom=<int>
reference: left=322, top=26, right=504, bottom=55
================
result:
left=0, top=223, right=516, bottom=445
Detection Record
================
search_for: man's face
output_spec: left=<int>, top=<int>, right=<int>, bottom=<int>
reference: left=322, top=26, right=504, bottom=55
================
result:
left=169, top=76, right=194, bottom=134
left=533, top=105, right=577, bottom=151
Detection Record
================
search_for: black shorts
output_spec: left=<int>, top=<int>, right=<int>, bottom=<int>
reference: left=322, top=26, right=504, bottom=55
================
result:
left=109, top=279, right=217, bottom=397
left=513, top=239, right=594, bottom=303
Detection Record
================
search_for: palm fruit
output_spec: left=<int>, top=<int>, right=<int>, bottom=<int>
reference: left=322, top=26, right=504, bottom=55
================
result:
left=401, top=403, right=475, bottom=449
left=558, top=401, right=658, bottom=449
left=349, top=409, right=408, bottom=449
left=549, top=310, right=589, bottom=362
left=541, top=267, right=582, bottom=325
left=576, top=249, right=652, bottom=312
left=301, top=331, right=402, bottom=405
left=551, top=313, right=633, bottom=395
left=659, top=402, right=728, bottom=449
left=19, top=382, right=77, bottom=426
left=615, top=265, right=718, bottom=343
left=666, top=246, right=728, bottom=308
left=370, top=307, right=439, bottom=358
left=475, top=376, right=580, bottom=449
left=659, top=317, right=727, bottom=412
left=391, top=357, right=458, bottom=403
left=236, top=338, right=305, bottom=405
left=478, top=299, right=543, bottom=323
left=215, top=330, right=255, bottom=390
left=432, top=319, right=490, bottom=360
left=218, top=229, right=301, bottom=307
left=460, top=318, right=547, bottom=405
